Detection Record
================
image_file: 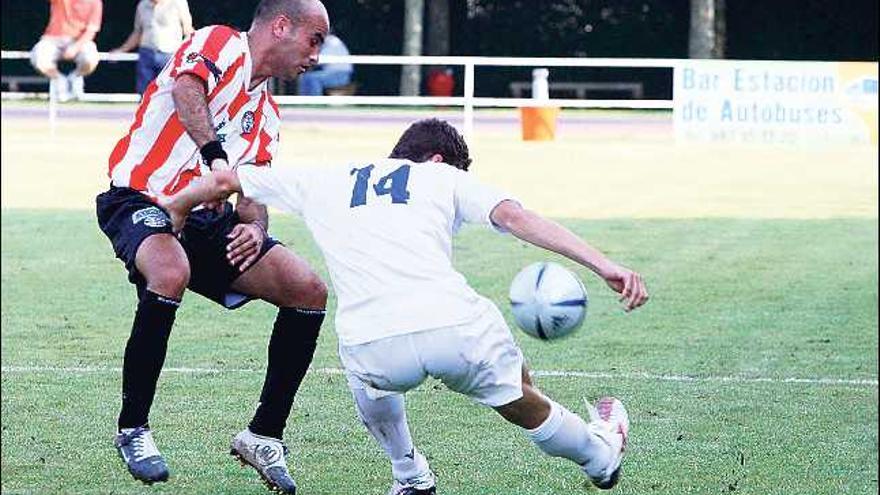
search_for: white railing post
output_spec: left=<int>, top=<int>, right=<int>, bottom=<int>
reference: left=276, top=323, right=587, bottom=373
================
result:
left=463, top=60, right=475, bottom=139
left=48, top=77, right=57, bottom=135
left=3, top=50, right=684, bottom=113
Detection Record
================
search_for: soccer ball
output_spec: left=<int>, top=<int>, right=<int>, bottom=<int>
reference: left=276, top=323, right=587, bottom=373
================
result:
left=509, top=262, right=588, bottom=340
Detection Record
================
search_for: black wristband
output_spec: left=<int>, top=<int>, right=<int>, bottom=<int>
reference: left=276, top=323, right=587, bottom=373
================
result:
left=200, top=140, right=227, bottom=168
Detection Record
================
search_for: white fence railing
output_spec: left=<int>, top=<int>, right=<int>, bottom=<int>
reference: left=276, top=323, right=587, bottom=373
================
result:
left=2, top=50, right=678, bottom=134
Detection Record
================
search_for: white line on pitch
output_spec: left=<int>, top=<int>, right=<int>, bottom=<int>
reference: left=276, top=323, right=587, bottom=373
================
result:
left=1, top=365, right=876, bottom=387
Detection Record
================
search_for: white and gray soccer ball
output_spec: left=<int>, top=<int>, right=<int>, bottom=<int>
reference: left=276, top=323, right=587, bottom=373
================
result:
left=509, top=262, right=588, bottom=340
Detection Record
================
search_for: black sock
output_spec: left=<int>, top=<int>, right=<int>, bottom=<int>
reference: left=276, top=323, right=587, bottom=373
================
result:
left=249, top=307, right=325, bottom=439
left=117, top=290, right=180, bottom=430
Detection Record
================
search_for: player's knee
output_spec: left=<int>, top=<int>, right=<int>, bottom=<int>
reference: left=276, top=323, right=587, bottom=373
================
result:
left=283, top=272, right=327, bottom=309
left=77, top=58, right=99, bottom=76
left=76, top=46, right=99, bottom=75
left=306, top=275, right=328, bottom=305
left=30, top=50, right=56, bottom=76
left=146, top=262, right=190, bottom=298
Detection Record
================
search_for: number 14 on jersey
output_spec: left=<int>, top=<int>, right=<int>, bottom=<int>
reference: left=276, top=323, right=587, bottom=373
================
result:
left=350, top=164, right=412, bottom=208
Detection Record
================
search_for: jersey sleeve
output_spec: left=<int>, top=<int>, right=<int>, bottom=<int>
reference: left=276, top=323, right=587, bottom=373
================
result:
left=169, top=25, right=241, bottom=93
left=238, top=165, right=309, bottom=215
left=453, top=170, right=519, bottom=232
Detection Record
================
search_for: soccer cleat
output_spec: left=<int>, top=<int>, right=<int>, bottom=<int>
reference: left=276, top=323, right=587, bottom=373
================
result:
left=68, top=73, right=85, bottom=100
left=114, top=426, right=170, bottom=484
left=387, top=469, right=437, bottom=495
left=583, top=397, right=629, bottom=490
left=230, top=429, right=297, bottom=494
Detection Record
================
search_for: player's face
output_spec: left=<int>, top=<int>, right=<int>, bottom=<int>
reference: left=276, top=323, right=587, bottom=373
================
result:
left=277, top=8, right=329, bottom=80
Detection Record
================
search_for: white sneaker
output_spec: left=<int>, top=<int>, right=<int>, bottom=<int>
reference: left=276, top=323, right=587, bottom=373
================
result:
left=387, top=468, right=436, bottom=495
left=50, top=75, right=70, bottom=102
left=583, top=396, right=629, bottom=489
left=229, top=428, right=297, bottom=494
left=68, top=73, right=85, bottom=100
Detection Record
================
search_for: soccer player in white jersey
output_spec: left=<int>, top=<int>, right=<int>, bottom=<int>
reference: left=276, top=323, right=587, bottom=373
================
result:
left=162, top=119, right=649, bottom=493
left=95, top=0, right=330, bottom=491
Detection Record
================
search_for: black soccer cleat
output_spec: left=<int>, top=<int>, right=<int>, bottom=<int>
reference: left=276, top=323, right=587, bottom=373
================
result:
left=230, top=429, right=297, bottom=494
left=114, top=426, right=170, bottom=485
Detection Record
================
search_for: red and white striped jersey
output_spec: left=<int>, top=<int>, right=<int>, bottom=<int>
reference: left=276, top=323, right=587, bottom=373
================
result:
left=108, top=25, right=280, bottom=203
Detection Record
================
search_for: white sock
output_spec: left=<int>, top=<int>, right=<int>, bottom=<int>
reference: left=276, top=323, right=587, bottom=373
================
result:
left=525, top=399, right=613, bottom=477
left=350, top=386, right=429, bottom=481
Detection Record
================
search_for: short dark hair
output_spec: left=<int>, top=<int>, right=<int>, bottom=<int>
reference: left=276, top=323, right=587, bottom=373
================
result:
left=252, top=0, right=311, bottom=24
left=389, top=119, right=472, bottom=171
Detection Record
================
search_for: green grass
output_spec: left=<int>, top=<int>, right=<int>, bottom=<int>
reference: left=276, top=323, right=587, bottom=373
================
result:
left=2, top=210, right=877, bottom=495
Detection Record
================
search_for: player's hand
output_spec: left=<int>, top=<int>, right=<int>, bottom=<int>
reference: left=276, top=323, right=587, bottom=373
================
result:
left=226, top=222, right=266, bottom=272
left=602, top=264, right=649, bottom=312
left=62, top=45, right=79, bottom=60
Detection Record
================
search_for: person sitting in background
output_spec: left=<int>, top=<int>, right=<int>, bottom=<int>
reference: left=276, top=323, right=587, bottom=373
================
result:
left=297, top=32, right=353, bottom=95
left=30, top=0, right=103, bottom=102
left=112, top=0, right=194, bottom=95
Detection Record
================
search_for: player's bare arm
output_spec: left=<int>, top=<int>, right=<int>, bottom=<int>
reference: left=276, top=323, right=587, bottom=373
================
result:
left=162, top=170, right=243, bottom=232
left=172, top=74, right=224, bottom=165
left=490, top=199, right=649, bottom=312
left=111, top=26, right=142, bottom=53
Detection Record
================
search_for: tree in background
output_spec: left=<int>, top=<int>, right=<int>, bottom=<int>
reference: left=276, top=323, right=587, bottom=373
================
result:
left=400, top=0, right=424, bottom=96
left=427, top=0, right=451, bottom=57
left=689, top=0, right=726, bottom=58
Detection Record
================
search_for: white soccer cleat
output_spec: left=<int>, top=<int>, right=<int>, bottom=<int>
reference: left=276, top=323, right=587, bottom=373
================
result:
left=230, top=428, right=297, bottom=494
left=583, top=396, right=629, bottom=490
left=387, top=468, right=436, bottom=495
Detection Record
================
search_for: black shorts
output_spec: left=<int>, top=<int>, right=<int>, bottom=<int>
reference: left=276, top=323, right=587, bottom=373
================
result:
left=96, top=185, right=281, bottom=309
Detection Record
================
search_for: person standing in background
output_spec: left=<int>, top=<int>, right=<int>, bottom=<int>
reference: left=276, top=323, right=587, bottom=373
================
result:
left=30, top=0, right=103, bottom=102
left=297, top=32, right=353, bottom=95
left=112, top=0, right=194, bottom=95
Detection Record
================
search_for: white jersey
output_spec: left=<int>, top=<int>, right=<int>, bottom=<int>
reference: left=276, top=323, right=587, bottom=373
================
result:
left=238, top=159, right=515, bottom=345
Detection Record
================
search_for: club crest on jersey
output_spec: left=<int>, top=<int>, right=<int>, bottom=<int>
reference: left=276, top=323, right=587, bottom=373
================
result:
left=241, top=111, right=255, bottom=134
left=131, top=207, right=169, bottom=228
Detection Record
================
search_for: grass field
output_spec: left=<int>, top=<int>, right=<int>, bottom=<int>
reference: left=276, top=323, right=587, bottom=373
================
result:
left=1, top=105, right=878, bottom=494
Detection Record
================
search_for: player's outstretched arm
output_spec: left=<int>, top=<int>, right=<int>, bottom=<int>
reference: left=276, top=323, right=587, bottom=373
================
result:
left=490, top=200, right=649, bottom=312
left=161, top=171, right=243, bottom=233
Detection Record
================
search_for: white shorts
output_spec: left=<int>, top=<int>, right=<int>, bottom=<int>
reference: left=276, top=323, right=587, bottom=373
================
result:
left=339, top=302, right=525, bottom=407
left=30, top=36, right=99, bottom=75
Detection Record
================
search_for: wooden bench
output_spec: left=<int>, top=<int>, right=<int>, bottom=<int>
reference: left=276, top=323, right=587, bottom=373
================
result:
left=509, top=81, right=644, bottom=99
left=1, top=75, right=50, bottom=91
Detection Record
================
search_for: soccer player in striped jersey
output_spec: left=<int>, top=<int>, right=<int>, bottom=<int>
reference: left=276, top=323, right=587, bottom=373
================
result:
left=161, top=119, right=649, bottom=494
left=95, top=0, right=329, bottom=491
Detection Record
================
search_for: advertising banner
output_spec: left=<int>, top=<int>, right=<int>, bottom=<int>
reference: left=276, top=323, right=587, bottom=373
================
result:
left=674, top=60, right=878, bottom=145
